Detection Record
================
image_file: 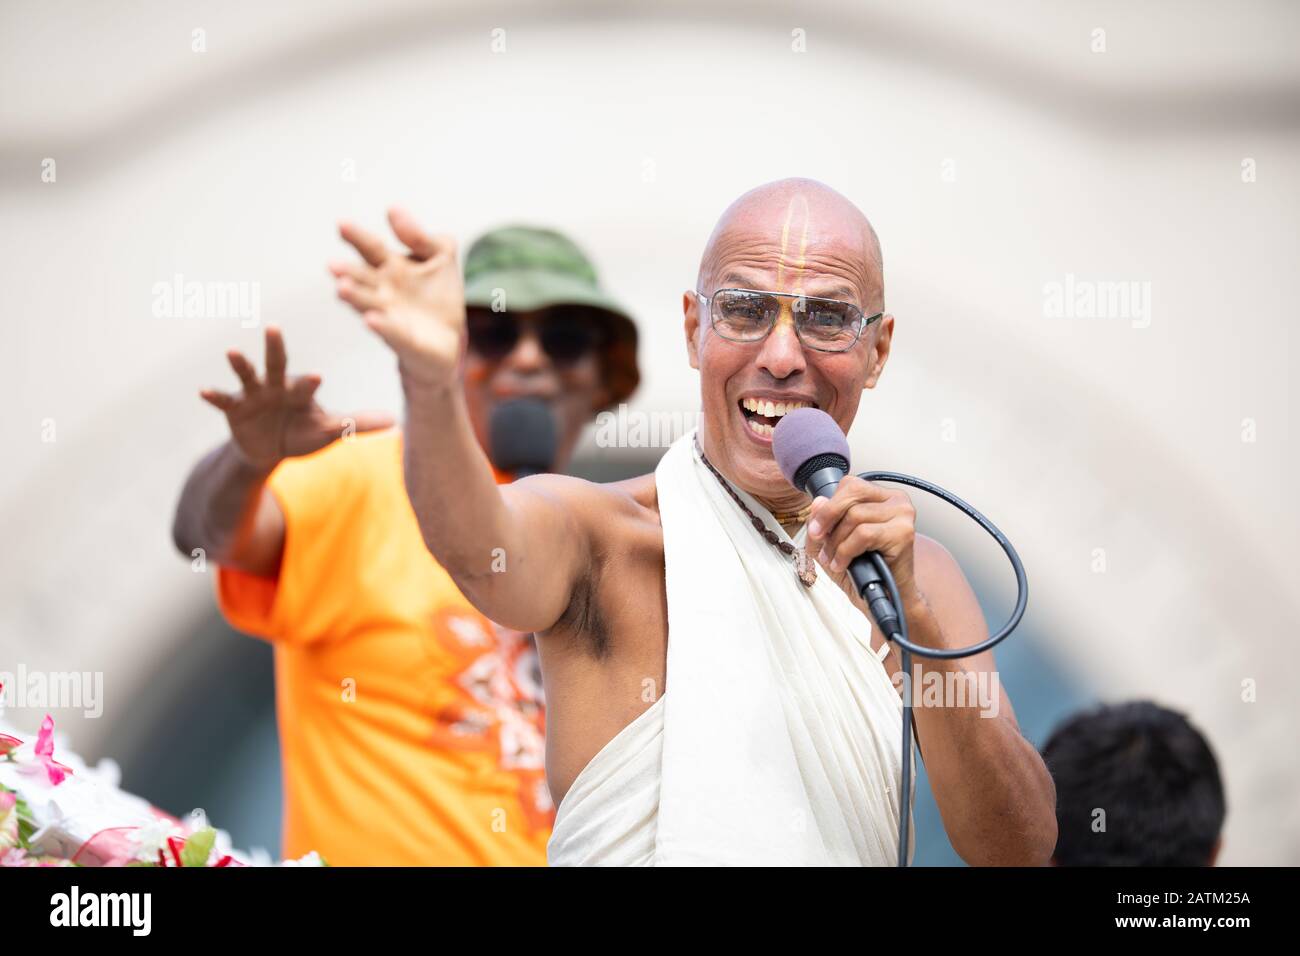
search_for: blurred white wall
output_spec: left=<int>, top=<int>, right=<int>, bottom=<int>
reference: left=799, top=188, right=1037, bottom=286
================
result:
left=2, top=0, right=1297, bottom=863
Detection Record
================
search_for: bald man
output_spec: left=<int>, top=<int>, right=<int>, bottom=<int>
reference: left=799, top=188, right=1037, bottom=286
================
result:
left=335, top=180, right=1057, bottom=866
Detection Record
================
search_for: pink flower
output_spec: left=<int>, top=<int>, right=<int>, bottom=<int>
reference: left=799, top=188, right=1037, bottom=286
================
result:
left=32, top=715, right=72, bottom=786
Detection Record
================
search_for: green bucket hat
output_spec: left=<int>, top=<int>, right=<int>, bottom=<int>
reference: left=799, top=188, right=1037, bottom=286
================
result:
left=462, top=226, right=640, bottom=408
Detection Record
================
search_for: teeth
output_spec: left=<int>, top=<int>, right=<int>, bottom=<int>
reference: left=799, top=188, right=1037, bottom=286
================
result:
left=741, top=397, right=811, bottom=417
left=747, top=419, right=775, bottom=437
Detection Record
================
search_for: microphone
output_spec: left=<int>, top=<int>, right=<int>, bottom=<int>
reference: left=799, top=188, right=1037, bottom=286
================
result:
left=488, top=397, right=558, bottom=479
left=772, top=407, right=902, bottom=638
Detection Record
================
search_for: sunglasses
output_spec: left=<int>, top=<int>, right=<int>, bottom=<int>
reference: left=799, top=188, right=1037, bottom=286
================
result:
left=466, top=308, right=607, bottom=365
left=696, top=288, right=882, bottom=353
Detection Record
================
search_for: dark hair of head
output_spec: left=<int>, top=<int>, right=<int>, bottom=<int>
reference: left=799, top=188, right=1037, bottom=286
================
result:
left=1042, top=700, right=1226, bottom=866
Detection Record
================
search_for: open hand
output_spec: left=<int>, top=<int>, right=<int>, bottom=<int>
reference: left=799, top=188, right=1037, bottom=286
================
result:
left=200, top=326, right=394, bottom=471
left=331, top=207, right=466, bottom=389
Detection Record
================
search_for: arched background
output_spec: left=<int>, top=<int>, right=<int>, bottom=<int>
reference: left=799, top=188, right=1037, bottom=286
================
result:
left=2, top=0, right=1296, bottom=863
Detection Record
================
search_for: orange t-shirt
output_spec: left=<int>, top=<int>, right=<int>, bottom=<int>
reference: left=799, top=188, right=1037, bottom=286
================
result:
left=216, top=430, right=552, bottom=865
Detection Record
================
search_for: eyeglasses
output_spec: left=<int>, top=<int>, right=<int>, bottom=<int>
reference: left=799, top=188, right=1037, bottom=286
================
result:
left=695, top=288, right=882, bottom=353
left=467, top=308, right=607, bottom=365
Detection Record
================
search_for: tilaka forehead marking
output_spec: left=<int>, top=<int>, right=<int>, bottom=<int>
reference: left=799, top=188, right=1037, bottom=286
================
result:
left=775, top=194, right=812, bottom=295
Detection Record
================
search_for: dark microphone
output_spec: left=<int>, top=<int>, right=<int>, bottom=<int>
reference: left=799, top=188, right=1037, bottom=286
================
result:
left=772, top=407, right=902, bottom=638
left=488, top=397, right=558, bottom=479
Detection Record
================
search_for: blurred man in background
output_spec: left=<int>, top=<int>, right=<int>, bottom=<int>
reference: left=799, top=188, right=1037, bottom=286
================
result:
left=1043, top=700, right=1226, bottom=866
left=171, top=213, right=638, bottom=865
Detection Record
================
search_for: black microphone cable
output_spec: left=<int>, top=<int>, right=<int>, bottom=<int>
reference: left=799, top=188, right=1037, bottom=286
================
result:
left=852, top=471, right=1029, bottom=868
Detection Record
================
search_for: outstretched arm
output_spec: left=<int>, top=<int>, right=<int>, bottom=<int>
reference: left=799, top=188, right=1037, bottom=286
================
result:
left=332, top=209, right=591, bottom=632
left=172, top=326, right=392, bottom=576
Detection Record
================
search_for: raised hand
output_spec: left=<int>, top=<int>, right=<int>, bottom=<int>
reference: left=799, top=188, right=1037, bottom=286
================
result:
left=200, top=325, right=394, bottom=471
left=331, top=207, right=466, bottom=389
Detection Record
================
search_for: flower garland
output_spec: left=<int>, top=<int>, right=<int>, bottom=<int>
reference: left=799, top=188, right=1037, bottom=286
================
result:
left=0, top=697, right=324, bottom=868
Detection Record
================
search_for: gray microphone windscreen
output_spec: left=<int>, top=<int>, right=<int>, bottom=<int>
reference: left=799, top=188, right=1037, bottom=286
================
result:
left=488, top=397, right=558, bottom=476
left=772, top=407, right=850, bottom=488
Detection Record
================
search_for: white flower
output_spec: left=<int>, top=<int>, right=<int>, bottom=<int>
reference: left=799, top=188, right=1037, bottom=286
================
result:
left=89, top=758, right=122, bottom=789
left=129, top=818, right=179, bottom=860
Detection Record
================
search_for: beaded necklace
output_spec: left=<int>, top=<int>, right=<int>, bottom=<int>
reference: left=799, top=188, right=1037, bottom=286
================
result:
left=694, top=436, right=817, bottom=588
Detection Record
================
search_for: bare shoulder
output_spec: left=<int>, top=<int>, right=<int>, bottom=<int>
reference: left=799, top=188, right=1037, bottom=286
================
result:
left=913, top=533, right=981, bottom=609
left=608, top=472, right=660, bottom=515
left=915, top=533, right=959, bottom=578
left=508, top=470, right=659, bottom=528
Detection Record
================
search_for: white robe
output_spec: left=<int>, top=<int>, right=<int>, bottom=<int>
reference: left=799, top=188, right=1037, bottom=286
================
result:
left=549, top=430, right=913, bottom=866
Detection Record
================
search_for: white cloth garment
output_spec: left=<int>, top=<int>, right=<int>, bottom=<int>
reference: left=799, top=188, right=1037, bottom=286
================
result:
left=548, top=429, right=913, bottom=866
left=546, top=695, right=664, bottom=866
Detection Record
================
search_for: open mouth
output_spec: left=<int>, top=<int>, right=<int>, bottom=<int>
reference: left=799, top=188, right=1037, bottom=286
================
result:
left=738, top=396, right=817, bottom=438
